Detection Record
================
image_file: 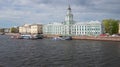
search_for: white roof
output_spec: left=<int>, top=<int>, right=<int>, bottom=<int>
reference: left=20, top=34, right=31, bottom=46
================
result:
left=74, top=21, right=101, bottom=25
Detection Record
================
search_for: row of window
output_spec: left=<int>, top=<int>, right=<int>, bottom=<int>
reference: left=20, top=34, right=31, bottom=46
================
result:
left=44, top=32, right=101, bottom=35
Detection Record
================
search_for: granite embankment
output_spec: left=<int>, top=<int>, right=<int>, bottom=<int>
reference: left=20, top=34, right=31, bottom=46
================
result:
left=44, top=34, right=120, bottom=42
left=72, top=36, right=120, bottom=42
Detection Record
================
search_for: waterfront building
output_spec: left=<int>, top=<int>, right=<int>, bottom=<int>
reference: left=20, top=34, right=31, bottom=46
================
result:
left=119, top=22, right=120, bottom=34
left=43, top=5, right=103, bottom=36
left=31, top=24, right=43, bottom=34
left=19, top=24, right=31, bottom=34
left=4, top=28, right=10, bottom=33
left=0, top=28, right=10, bottom=33
left=19, top=24, right=43, bottom=34
left=71, top=21, right=103, bottom=36
left=43, top=22, right=68, bottom=35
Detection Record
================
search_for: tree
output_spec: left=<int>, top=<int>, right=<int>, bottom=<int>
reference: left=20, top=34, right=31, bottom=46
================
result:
left=10, top=27, right=19, bottom=33
left=102, top=19, right=119, bottom=35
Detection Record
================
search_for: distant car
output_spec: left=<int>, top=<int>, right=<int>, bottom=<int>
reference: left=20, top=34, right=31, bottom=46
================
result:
left=112, top=34, right=119, bottom=37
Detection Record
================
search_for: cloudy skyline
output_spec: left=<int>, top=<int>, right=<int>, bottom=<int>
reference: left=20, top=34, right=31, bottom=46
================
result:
left=0, top=0, right=120, bottom=28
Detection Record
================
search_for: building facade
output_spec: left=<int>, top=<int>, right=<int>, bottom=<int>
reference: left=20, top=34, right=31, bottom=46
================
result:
left=43, top=23, right=68, bottom=35
left=71, top=21, right=103, bottom=36
left=0, top=28, right=10, bottom=33
left=19, top=24, right=31, bottom=34
left=119, top=22, right=120, bottom=34
left=4, top=28, right=10, bottom=33
left=43, top=5, right=103, bottom=36
left=19, top=24, right=43, bottom=34
left=31, top=24, right=43, bottom=34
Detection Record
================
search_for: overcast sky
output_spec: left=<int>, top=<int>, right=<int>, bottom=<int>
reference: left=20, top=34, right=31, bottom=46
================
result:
left=0, top=0, right=120, bottom=28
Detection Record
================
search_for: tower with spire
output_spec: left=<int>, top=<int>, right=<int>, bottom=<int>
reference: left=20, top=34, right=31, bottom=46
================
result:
left=64, top=5, right=74, bottom=25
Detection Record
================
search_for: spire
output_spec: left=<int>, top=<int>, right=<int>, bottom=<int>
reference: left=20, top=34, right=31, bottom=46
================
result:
left=67, top=4, right=72, bottom=14
left=68, top=4, right=71, bottom=10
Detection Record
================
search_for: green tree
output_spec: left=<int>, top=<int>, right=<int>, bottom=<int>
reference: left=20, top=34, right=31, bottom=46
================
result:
left=10, top=27, right=19, bottom=33
left=102, top=19, right=119, bottom=35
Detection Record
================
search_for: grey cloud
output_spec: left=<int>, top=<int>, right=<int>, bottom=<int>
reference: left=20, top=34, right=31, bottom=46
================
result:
left=69, top=0, right=120, bottom=13
left=0, top=0, right=120, bottom=27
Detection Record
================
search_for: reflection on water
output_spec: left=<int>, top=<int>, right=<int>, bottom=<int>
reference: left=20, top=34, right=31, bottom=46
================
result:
left=0, top=35, right=120, bottom=67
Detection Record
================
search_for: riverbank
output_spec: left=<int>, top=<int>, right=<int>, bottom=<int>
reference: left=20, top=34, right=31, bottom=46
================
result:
left=44, top=34, right=120, bottom=42
left=72, top=36, right=120, bottom=42
left=3, top=33, right=120, bottom=42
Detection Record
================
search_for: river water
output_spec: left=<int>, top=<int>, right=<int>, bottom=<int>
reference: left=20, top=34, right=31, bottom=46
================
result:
left=0, top=35, right=120, bottom=67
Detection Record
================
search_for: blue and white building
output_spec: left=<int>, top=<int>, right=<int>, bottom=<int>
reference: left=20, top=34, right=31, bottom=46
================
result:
left=43, top=5, right=103, bottom=36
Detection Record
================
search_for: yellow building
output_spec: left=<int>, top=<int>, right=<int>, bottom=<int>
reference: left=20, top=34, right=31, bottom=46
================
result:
left=19, top=24, right=31, bottom=34
left=19, top=24, right=43, bottom=34
left=119, top=22, right=120, bottom=34
left=31, top=24, right=43, bottom=34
